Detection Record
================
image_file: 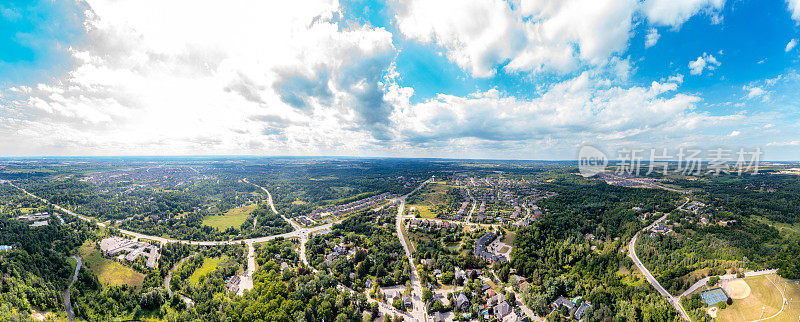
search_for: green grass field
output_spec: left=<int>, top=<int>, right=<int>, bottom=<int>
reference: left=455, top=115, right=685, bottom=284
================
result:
left=717, top=274, right=800, bottom=322
left=66, top=256, right=77, bottom=272
left=412, top=205, right=437, bottom=218
left=502, top=230, right=516, bottom=245
left=202, top=203, right=258, bottom=230
left=408, top=183, right=456, bottom=218
left=187, top=256, right=224, bottom=285
left=78, top=241, right=145, bottom=288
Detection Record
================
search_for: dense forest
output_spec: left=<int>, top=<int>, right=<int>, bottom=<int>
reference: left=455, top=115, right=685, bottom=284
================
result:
left=0, top=212, right=95, bottom=320
left=511, top=174, right=683, bottom=321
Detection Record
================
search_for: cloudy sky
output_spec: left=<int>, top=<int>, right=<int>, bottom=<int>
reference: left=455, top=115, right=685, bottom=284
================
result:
left=1, top=0, right=799, bottom=159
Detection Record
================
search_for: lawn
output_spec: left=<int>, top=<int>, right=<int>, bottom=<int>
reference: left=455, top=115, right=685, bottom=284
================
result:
left=202, top=203, right=258, bottom=230
left=187, top=256, right=224, bottom=285
left=78, top=241, right=145, bottom=288
left=717, top=274, right=800, bottom=322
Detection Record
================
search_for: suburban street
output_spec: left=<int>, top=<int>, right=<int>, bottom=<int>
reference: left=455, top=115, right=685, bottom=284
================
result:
left=8, top=177, right=518, bottom=321
left=627, top=199, right=691, bottom=321
left=395, top=179, right=431, bottom=322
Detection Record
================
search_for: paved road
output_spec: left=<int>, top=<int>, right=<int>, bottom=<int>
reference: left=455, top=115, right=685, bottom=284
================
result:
left=8, top=177, right=428, bottom=317
left=164, top=253, right=197, bottom=308
left=237, top=242, right=256, bottom=295
left=395, top=179, right=431, bottom=322
left=680, top=269, right=779, bottom=298
left=244, top=178, right=321, bottom=271
left=485, top=272, right=540, bottom=320
left=465, top=182, right=477, bottom=223
left=5, top=181, right=327, bottom=246
left=64, top=256, right=81, bottom=322
left=627, top=199, right=691, bottom=321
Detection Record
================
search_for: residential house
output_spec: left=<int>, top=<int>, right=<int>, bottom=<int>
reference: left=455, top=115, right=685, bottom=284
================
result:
left=455, top=292, right=470, bottom=312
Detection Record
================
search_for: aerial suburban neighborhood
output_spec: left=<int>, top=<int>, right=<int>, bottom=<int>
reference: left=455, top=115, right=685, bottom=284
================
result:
left=2, top=0, right=800, bottom=321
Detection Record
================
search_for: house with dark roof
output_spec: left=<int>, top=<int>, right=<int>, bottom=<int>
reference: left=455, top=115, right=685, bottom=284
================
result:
left=455, top=292, right=470, bottom=312
left=551, top=296, right=576, bottom=315
left=474, top=232, right=507, bottom=262
left=494, top=301, right=512, bottom=320
left=574, top=301, right=592, bottom=321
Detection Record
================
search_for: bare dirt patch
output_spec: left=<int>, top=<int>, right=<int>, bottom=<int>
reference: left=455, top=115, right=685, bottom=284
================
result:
left=723, top=279, right=752, bottom=299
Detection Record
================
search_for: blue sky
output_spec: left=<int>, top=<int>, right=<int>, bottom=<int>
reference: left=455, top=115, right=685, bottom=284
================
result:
left=0, top=0, right=85, bottom=87
left=1, top=0, right=799, bottom=159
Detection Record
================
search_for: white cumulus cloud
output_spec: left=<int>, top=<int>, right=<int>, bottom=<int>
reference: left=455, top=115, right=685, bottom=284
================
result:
left=395, top=0, right=638, bottom=77
left=786, top=39, right=798, bottom=52
left=645, top=28, right=660, bottom=48
left=743, top=85, right=766, bottom=99
left=788, top=0, right=800, bottom=22
left=688, top=52, right=721, bottom=75
left=643, top=0, right=725, bottom=27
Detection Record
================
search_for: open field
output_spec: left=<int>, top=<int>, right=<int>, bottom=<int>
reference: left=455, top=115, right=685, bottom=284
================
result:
left=187, top=256, right=224, bottom=285
left=717, top=274, right=800, bottom=322
left=407, top=183, right=456, bottom=219
left=502, top=230, right=516, bottom=245
left=202, top=203, right=258, bottom=230
left=78, top=241, right=145, bottom=288
left=413, top=205, right=436, bottom=218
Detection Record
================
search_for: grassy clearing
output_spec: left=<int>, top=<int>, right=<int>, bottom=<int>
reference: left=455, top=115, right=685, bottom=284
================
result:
left=502, top=230, right=516, bottom=245
left=412, top=205, right=437, bottom=218
left=78, top=241, right=144, bottom=288
left=67, top=257, right=77, bottom=272
left=408, top=183, right=456, bottom=218
left=187, top=256, right=224, bottom=285
left=400, top=222, right=416, bottom=254
left=202, top=203, right=258, bottom=230
left=717, top=274, right=800, bottom=322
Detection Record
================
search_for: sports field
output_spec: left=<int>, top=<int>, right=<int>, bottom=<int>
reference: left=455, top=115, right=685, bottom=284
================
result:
left=202, top=203, right=258, bottom=230
left=717, top=274, right=800, bottom=322
left=78, top=241, right=145, bottom=287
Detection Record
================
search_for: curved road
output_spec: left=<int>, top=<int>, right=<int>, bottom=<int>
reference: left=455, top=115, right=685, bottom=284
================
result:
left=627, top=199, right=691, bottom=321
left=7, top=178, right=432, bottom=315
left=64, top=256, right=81, bottom=322
left=6, top=181, right=324, bottom=246
left=164, top=253, right=197, bottom=307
